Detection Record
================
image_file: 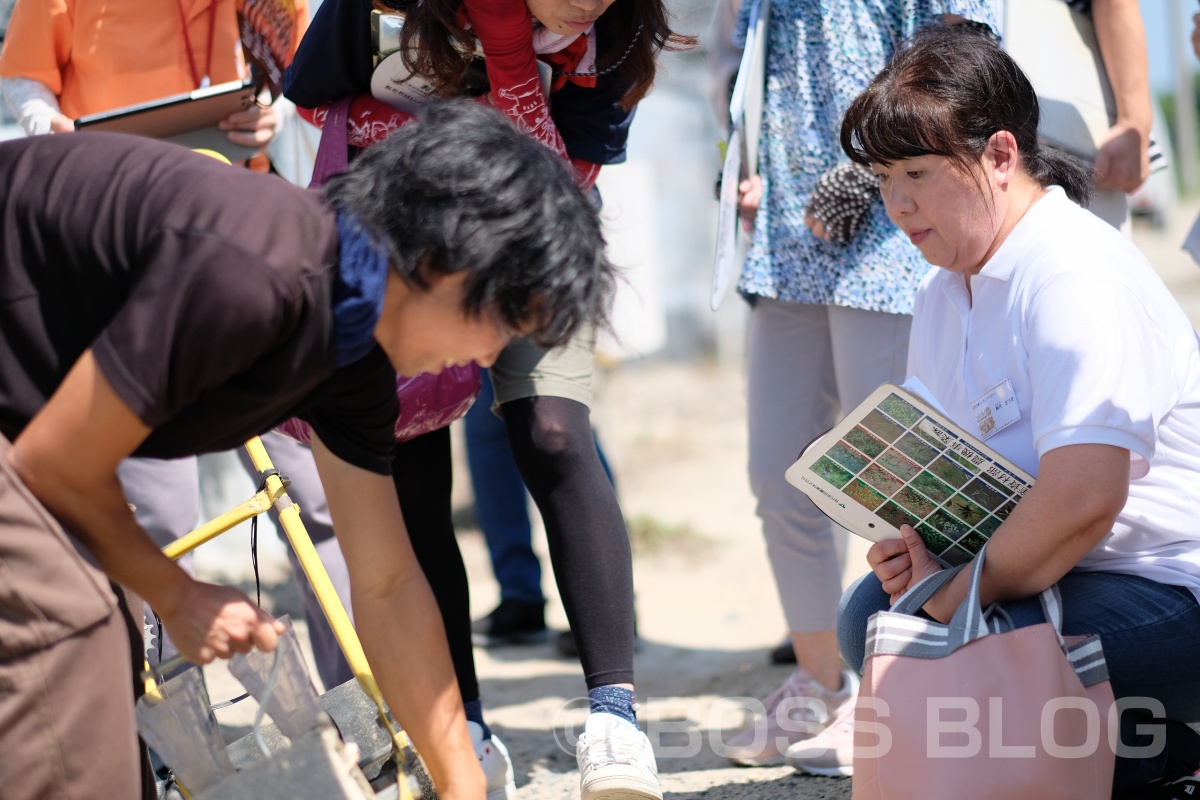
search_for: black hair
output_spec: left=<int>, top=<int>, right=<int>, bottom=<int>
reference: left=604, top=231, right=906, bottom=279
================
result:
left=383, top=0, right=695, bottom=110
left=322, top=100, right=614, bottom=347
left=840, top=26, right=1093, bottom=206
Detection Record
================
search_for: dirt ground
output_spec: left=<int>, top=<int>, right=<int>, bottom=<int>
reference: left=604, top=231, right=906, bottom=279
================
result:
left=199, top=206, right=1200, bottom=798
left=455, top=359, right=859, bottom=799
left=203, top=357, right=858, bottom=799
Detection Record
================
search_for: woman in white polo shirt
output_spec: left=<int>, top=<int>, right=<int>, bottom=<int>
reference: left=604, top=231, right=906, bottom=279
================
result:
left=826, top=27, right=1200, bottom=796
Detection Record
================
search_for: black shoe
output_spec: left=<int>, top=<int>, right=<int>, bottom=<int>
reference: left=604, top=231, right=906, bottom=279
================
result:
left=769, top=637, right=797, bottom=665
left=471, top=599, right=548, bottom=647
left=555, top=629, right=579, bottom=658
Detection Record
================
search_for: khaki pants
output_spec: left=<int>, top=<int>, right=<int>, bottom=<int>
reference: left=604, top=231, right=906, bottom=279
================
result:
left=0, top=435, right=153, bottom=799
left=489, top=325, right=597, bottom=411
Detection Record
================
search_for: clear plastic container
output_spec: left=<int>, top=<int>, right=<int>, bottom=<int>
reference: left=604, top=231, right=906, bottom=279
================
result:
left=135, top=667, right=235, bottom=793
left=228, top=615, right=327, bottom=742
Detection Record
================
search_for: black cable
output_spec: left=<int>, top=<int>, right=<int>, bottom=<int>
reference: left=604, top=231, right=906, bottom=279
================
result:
left=250, top=513, right=261, bottom=608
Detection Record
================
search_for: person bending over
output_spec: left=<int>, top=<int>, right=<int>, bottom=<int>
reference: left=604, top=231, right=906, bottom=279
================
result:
left=0, top=100, right=612, bottom=800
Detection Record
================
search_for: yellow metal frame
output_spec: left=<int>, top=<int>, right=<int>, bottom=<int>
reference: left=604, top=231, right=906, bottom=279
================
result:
left=150, top=435, right=418, bottom=798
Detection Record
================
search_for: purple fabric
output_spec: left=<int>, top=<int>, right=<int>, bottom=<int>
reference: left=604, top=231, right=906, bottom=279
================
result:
left=275, top=367, right=481, bottom=445
left=309, top=96, right=352, bottom=188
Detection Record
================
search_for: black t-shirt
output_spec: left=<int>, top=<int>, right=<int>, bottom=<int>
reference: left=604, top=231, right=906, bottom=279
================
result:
left=282, top=0, right=636, bottom=165
left=0, top=132, right=398, bottom=474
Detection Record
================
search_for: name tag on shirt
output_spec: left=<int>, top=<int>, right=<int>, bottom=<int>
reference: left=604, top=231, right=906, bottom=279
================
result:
left=970, top=379, right=1020, bottom=440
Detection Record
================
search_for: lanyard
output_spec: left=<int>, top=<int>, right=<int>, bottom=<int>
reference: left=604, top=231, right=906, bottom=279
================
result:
left=176, top=0, right=219, bottom=90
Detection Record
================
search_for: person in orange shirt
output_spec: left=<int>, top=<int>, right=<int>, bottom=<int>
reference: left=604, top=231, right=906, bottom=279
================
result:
left=0, top=0, right=303, bottom=149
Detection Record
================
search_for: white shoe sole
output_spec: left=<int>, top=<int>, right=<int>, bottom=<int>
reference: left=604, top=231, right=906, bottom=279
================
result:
left=729, top=752, right=787, bottom=767
left=580, top=782, right=662, bottom=800
left=796, top=763, right=853, bottom=777
left=487, top=782, right=518, bottom=800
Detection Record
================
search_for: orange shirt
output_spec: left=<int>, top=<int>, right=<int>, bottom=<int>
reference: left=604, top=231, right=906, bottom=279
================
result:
left=0, top=0, right=306, bottom=120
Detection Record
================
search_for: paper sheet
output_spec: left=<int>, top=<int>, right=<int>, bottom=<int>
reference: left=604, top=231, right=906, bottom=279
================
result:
left=1183, top=212, right=1200, bottom=268
left=710, top=0, right=769, bottom=311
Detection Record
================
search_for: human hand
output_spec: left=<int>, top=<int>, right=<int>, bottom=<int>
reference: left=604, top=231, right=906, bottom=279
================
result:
left=155, top=579, right=284, bottom=664
left=1092, top=120, right=1149, bottom=193
left=804, top=213, right=833, bottom=243
left=738, top=174, right=762, bottom=230
left=804, top=161, right=877, bottom=245
left=219, top=102, right=279, bottom=148
left=1192, top=14, right=1200, bottom=62
left=867, top=525, right=943, bottom=605
left=49, top=114, right=75, bottom=134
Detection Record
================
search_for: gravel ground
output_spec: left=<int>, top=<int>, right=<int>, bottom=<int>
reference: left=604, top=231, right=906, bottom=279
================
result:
left=457, top=360, right=857, bottom=799
left=203, top=359, right=859, bottom=799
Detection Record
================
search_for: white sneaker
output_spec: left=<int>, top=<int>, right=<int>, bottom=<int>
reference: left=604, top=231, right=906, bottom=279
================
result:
left=469, top=720, right=518, bottom=800
left=723, top=668, right=858, bottom=766
left=783, top=683, right=857, bottom=777
left=576, top=712, right=662, bottom=800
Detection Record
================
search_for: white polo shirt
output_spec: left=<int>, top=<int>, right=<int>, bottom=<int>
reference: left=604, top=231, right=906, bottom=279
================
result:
left=907, top=187, right=1200, bottom=598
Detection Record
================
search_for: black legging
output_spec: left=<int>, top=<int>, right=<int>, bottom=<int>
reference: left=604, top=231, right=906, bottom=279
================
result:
left=391, top=426, right=479, bottom=704
left=502, top=395, right=634, bottom=689
left=398, top=396, right=635, bottom=694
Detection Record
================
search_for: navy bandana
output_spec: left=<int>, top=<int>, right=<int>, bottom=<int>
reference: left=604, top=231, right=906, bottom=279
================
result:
left=331, top=213, right=389, bottom=368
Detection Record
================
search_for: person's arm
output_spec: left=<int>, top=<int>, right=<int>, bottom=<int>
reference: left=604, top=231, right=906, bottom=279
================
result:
left=463, top=0, right=567, bottom=156
left=308, top=433, right=485, bottom=800
left=1089, top=0, right=1153, bottom=192
left=1, top=76, right=72, bottom=134
left=298, top=94, right=417, bottom=148
left=0, top=0, right=75, bottom=133
left=869, top=442, right=1130, bottom=620
left=6, top=350, right=283, bottom=662
left=462, top=0, right=605, bottom=187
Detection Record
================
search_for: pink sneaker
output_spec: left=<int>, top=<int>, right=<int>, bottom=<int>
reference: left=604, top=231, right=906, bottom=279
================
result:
left=723, top=668, right=858, bottom=767
left=784, top=688, right=856, bottom=776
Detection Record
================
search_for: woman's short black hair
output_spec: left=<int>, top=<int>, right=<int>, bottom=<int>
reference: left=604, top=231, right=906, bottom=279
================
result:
left=322, top=100, right=615, bottom=348
left=840, top=25, right=1092, bottom=205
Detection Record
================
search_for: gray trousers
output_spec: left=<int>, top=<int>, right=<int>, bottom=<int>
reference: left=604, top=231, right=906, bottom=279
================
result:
left=746, top=299, right=911, bottom=633
left=119, top=432, right=355, bottom=689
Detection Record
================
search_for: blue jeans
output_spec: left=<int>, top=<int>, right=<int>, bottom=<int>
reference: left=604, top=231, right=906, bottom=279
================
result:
left=838, top=570, right=1200, bottom=792
left=464, top=371, right=616, bottom=606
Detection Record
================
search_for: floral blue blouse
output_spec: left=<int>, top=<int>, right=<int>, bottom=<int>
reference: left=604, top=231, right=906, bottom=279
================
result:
left=734, top=0, right=997, bottom=314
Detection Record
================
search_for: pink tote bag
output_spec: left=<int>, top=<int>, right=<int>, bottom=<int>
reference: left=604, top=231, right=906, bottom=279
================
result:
left=852, top=546, right=1115, bottom=800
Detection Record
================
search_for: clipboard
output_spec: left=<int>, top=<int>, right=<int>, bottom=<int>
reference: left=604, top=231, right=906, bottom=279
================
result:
left=711, top=0, right=769, bottom=311
left=1003, top=0, right=1115, bottom=161
left=75, top=79, right=259, bottom=162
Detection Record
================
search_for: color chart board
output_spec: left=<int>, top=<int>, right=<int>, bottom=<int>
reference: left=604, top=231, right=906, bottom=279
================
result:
left=785, top=384, right=1035, bottom=568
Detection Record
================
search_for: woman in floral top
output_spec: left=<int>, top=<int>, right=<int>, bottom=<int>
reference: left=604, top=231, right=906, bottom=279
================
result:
left=722, top=0, right=996, bottom=774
